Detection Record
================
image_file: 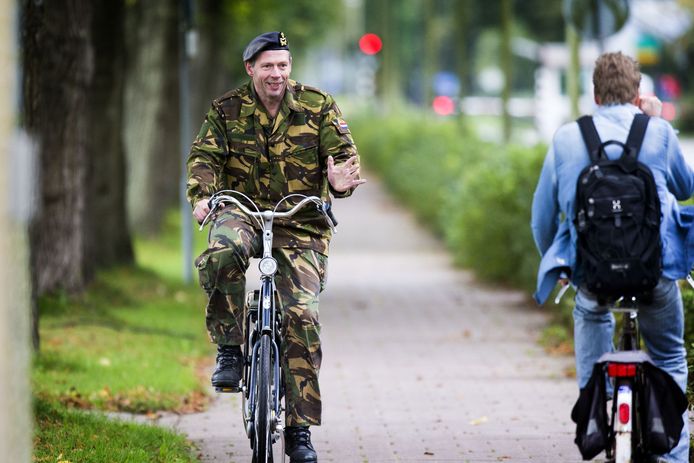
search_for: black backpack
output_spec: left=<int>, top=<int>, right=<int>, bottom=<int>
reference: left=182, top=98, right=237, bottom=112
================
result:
left=574, top=114, right=662, bottom=300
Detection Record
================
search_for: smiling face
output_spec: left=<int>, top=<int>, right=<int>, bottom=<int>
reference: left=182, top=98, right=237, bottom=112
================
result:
left=245, top=50, right=292, bottom=109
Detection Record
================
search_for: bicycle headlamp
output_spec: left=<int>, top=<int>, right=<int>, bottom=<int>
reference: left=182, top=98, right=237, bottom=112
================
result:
left=258, top=257, right=278, bottom=276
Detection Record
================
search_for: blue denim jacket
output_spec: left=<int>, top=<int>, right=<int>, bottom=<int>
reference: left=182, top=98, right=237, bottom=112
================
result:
left=531, top=103, right=694, bottom=304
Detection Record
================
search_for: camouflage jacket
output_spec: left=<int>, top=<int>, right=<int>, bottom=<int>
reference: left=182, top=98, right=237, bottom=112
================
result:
left=187, top=80, right=359, bottom=255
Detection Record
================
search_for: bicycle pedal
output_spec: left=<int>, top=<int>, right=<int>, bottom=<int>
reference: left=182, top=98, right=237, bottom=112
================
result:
left=214, top=385, right=241, bottom=393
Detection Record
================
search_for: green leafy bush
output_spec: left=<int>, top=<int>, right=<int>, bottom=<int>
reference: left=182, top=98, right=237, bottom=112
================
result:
left=446, top=143, right=545, bottom=291
left=351, top=113, right=545, bottom=291
left=350, top=115, right=484, bottom=234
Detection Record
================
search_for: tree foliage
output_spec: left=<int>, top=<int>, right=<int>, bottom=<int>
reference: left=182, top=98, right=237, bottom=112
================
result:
left=359, top=0, right=565, bottom=104
left=217, top=0, right=344, bottom=85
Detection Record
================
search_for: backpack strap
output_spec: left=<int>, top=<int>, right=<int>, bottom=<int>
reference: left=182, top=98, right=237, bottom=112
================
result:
left=624, top=113, right=650, bottom=159
left=577, top=116, right=602, bottom=162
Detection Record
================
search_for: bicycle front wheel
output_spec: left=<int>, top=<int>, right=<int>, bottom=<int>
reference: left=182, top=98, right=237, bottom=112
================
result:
left=253, top=334, right=273, bottom=463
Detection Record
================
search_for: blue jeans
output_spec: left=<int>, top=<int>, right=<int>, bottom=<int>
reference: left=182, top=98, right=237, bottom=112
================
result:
left=573, top=278, right=689, bottom=463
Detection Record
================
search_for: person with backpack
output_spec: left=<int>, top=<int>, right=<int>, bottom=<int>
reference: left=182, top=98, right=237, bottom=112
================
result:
left=531, top=51, right=694, bottom=463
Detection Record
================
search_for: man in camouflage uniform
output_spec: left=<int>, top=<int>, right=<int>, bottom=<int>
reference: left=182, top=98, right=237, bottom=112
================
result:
left=187, top=31, right=364, bottom=462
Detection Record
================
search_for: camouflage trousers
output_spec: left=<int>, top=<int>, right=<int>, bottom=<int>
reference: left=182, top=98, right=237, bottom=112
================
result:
left=195, top=209, right=327, bottom=427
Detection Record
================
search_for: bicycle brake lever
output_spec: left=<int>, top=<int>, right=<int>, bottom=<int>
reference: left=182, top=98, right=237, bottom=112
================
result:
left=315, top=202, right=337, bottom=234
left=554, top=283, right=570, bottom=304
left=554, top=271, right=571, bottom=304
left=198, top=200, right=218, bottom=231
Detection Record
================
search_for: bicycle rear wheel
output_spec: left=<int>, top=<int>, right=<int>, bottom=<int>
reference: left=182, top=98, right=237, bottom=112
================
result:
left=253, top=334, right=273, bottom=463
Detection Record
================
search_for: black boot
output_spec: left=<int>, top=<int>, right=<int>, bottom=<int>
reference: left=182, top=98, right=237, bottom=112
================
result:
left=211, top=345, right=243, bottom=390
left=284, top=426, right=317, bottom=462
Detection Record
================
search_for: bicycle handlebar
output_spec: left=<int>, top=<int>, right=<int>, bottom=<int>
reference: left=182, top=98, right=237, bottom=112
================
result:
left=199, top=190, right=337, bottom=233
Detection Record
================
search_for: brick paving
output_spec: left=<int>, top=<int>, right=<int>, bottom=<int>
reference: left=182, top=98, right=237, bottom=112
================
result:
left=160, top=176, right=585, bottom=462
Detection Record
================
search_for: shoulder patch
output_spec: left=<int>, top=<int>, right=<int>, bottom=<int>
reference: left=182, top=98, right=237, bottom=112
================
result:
left=331, top=117, right=351, bottom=135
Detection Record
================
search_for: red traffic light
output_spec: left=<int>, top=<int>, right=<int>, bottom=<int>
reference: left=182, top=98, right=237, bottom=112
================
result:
left=359, top=33, right=382, bottom=55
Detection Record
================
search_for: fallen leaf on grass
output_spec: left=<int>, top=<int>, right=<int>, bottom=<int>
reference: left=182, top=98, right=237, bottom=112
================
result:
left=60, top=388, right=91, bottom=409
left=146, top=410, right=162, bottom=420
left=176, top=390, right=210, bottom=414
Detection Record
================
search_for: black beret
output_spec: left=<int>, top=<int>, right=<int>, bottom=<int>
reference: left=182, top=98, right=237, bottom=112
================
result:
left=243, top=31, right=289, bottom=62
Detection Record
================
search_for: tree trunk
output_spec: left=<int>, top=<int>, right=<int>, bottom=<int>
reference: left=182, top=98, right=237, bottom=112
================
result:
left=24, top=0, right=93, bottom=295
left=566, top=23, right=581, bottom=119
left=500, top=0, right=513, bottom=143
left=23, top=0, right=134, bottom=350
left=455, top=0, right=471, bottom=119
left=124, top=0, right=180, bottom=235
left=422, top=1, right=436, bottom=108
left=85, top=0, right=133, bottom=273
left=191, top=1, right=229, bottom=124
left=379, top=0, right=400, bottom=110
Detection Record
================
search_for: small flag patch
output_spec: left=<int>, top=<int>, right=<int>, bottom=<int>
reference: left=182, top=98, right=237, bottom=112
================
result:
left=333, top=118, right=350, bottom=134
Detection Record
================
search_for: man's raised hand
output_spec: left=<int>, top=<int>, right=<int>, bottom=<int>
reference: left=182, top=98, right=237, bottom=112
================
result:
left=327, top=156, right=367, bottom=193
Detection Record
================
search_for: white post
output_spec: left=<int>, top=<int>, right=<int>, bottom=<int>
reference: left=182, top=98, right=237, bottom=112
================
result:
left=0, top=0, right=33, bottom=461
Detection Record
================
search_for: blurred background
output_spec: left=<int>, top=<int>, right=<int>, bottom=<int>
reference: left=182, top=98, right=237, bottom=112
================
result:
left=7, top=0, right=694, bottom=460
left=18, top=0, right=694, bottom=300
left=19, top=0, right=694, bottom=291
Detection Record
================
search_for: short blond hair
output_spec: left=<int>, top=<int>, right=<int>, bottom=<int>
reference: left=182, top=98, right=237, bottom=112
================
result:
left=592, top=52, right=641, bottom=105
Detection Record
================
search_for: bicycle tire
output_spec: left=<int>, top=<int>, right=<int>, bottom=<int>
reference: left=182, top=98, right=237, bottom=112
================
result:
left=253, top=334, right=273, bottom=463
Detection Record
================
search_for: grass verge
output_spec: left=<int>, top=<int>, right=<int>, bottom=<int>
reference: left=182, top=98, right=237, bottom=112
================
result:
left=34, top=398, right=198, bottom=463
left=33, top=211, right=211, bottom=461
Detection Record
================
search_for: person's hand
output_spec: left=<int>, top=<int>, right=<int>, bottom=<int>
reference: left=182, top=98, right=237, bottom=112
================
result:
left=558, top=270, right=570, bottom=287
left=639, top=95, right=662, bottom=118
left=193, top=198, right=211, bottom=224
left=327, top=156, right=367, bottom=193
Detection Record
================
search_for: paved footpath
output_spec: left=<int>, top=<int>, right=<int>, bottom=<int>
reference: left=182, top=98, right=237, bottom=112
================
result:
left=159, top=176, right=585, bottom=462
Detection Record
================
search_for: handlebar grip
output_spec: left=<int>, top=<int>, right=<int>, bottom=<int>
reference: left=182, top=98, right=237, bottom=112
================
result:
left=322, top=203, right=338, bottom=227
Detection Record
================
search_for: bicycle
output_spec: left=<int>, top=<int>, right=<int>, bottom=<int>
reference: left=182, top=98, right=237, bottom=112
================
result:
left=199, top=190, right=336, bottom=463
left=560, top=279, right=687, bottom=463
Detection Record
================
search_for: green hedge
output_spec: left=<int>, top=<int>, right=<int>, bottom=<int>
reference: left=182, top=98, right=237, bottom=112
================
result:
left=445, top=142, right=545, bottom=291
left=350, top=114, right=544, bottom=292
left=351, top=113, right=694, bottom=392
